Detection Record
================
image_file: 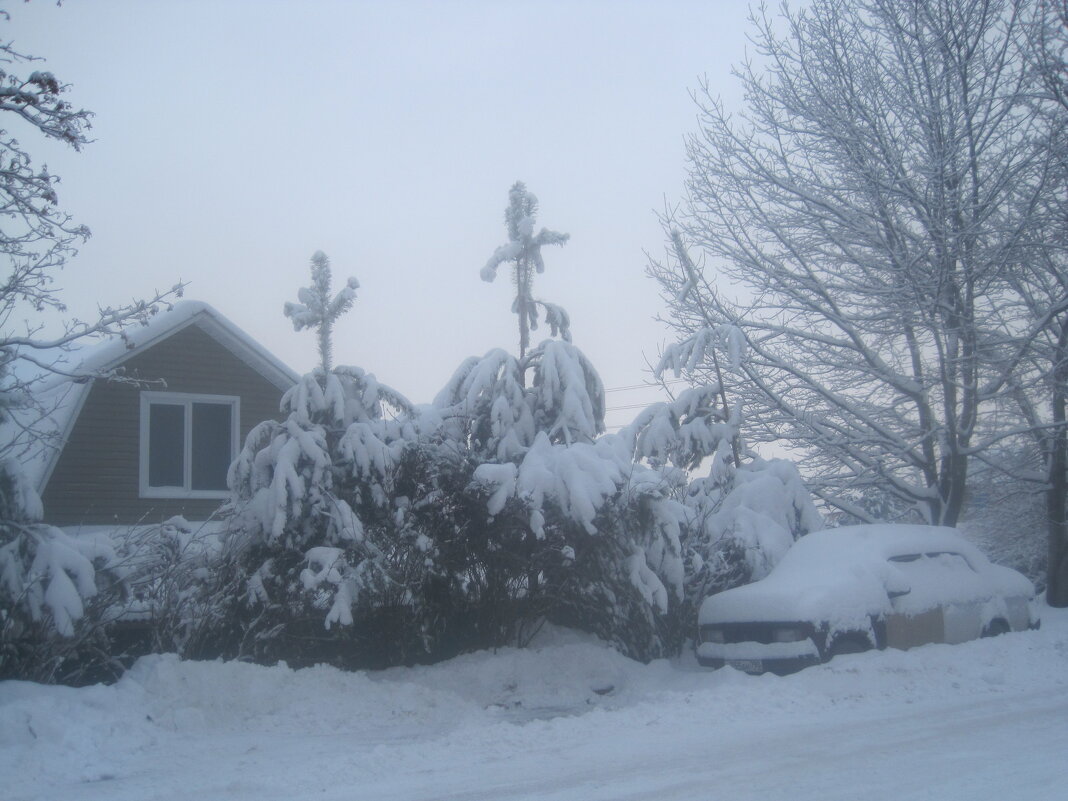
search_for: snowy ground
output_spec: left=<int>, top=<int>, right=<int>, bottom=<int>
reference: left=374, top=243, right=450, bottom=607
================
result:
left=3, top=609, right=1067, bottom=801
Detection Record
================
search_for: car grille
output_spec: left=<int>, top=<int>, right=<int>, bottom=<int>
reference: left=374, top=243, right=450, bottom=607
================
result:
left=701, top=622, right=811, bottom=644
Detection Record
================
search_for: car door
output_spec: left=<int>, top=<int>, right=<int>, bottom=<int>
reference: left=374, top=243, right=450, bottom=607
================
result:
left=926, top=552, right=986, bottom=644
left=884, top=552, right=987, bottom=648
left=884, top=553, right=943, bottom=649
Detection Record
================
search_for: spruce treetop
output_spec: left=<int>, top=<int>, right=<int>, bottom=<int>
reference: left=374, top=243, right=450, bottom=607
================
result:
left=284, top=251, right=359, bottom=379
left=481, top=181, right=570, bottom=359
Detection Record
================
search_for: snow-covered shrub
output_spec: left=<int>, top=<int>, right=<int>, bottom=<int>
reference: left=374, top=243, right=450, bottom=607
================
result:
left=651, top=326, right=824, bottom=628
left=228, top=366, right=410, bottom=549
left=381, top=437, right=539, bottom=658
left=382, top=314, right=823, bottom=661
left=226, top=365, right=413, bottom=653
left=413, top=340, right=693, bottom=660
left=523, top=462, right=690, bottom=661
left=0, top=459, right=133, bottom=683
left=528, top=340, right=605, bottom=445
left=210, top=230, right=823, bottom=667
left=682, top=458, right=823, bottom=605
left=107, top=516, right=240, bottom=661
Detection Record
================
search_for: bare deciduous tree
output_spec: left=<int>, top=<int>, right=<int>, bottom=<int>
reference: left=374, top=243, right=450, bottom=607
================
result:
left=0, top=12, right=182, bottom=651
left=1, top=18, right=183, bottom=468
left=652, top=0, right=1056, bottom=531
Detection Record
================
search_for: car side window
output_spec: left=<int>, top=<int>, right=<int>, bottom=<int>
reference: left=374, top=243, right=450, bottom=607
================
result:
left=925, top=551, right=977, bottom=573
left=886, top=551, right=985, bottom=612
left=888, top=553, right=922, bottom=563
left=888, top=552, right=974, bottom=573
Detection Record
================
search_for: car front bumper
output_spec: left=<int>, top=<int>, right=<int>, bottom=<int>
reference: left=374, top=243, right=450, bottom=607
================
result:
left=696, top=639, right=823, bottom=675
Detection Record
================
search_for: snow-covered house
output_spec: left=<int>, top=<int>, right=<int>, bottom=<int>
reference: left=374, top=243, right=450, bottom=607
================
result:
left=15, top=301, right=299, bottom=526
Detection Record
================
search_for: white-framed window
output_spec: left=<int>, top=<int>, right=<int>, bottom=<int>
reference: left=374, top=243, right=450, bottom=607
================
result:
left=139, top=392, right=240, bottom=499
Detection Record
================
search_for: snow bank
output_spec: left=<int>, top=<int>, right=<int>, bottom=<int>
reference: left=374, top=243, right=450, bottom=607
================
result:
left=2, top=608, right=1066, bottom=800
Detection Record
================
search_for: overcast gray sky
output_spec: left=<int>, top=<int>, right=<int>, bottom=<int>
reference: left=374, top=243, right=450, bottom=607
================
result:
left=10, top=0, right=753, bottom=429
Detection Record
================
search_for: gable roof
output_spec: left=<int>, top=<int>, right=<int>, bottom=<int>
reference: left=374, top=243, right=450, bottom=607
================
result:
left=4, top=301, right=300, bottom=492
left=62, top=300, right=299, bottom=391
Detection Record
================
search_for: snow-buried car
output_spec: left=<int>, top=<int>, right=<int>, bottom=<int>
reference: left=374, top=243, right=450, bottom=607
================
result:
left=697, top=524, right=1040, bottom=675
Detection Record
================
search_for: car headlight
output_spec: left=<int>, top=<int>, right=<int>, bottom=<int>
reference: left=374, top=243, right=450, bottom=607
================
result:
left=772, top=627, right=807, bottom=643
left=701, top=627, right=726, bottom=644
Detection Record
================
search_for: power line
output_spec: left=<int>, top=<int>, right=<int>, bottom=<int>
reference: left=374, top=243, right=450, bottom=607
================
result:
left=603, top=378, right=688, bottom=394
left=606, top=401, right=662, bottom=413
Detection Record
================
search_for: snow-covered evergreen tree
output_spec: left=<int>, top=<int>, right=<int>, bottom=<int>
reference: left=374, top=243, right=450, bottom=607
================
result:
left=420, top=334, right=694, bottom=659
left=407, top=187, right=824, bottom=659
left=225, top=253, right=413, bottom=656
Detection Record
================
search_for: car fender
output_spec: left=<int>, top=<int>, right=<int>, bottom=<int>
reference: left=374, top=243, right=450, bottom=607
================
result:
left=820, top=617, right=878, bottom=659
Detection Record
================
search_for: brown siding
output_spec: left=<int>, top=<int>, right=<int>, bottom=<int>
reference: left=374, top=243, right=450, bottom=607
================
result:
left=41, top=323, right=290, bottom=526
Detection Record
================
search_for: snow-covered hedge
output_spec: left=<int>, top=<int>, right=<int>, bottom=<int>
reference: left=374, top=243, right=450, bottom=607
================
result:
left=215, top=317, right=821, bottom=667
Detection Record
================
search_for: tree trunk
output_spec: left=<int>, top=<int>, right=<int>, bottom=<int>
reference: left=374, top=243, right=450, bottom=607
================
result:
left=941, top=452, right=969, bottom=528
left=516, top=256, right=530, bottom=361
left=1046, top=319, right=1068, bottom=607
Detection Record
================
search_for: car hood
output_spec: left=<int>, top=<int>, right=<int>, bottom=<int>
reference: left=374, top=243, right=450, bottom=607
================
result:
left=698, top=569, right=892, bottom=628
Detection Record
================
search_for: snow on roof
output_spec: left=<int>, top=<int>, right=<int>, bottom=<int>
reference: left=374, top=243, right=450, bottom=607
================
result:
left=2, top=300, right=299, bottom=492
